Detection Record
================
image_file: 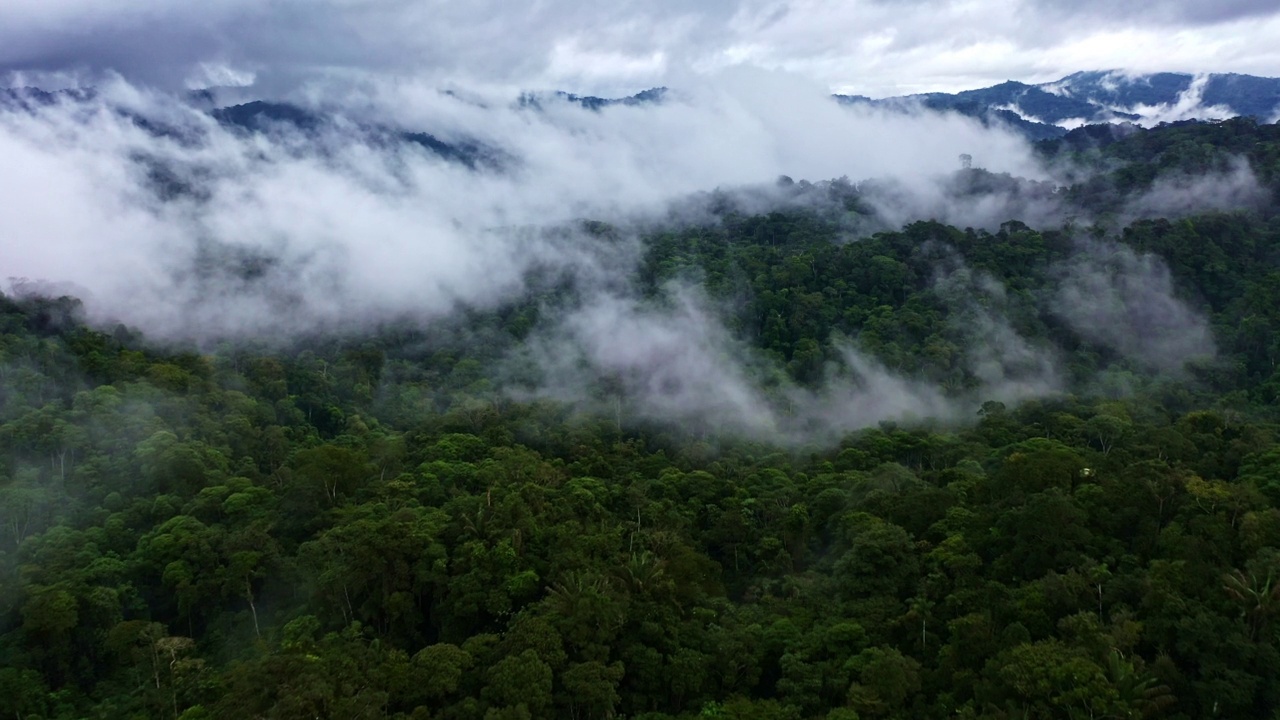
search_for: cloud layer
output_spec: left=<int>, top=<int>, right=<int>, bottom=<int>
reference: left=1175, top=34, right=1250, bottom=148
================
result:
left=0, top=73, right=1040, bottom=337
left=4, top=0, right=1280, bottom=97
left=1053, top=240, right=1216, bottom=373
left=0, top=73, right=1229, bottom=443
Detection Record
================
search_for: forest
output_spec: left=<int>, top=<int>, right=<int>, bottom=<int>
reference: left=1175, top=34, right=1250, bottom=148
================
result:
left=3, top=116, right=1280, bottom=719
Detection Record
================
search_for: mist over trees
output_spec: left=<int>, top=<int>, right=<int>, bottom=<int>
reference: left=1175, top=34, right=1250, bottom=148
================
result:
left=4, top=91, right=1280, bottom=720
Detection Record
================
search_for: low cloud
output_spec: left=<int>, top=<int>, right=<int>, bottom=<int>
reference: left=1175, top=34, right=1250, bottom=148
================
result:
left=516, top=252, right=1069, bottom=445
left=1051, top=240, right=1216, bottom=373
left=0, top=72, right=1040, bottom=340
left=1120, top=156, right=1271, bottom=220
left=0, top=72, right=1237, bottom=444
left=517, top=283, right=784, bottom=437
left=1122, top=73, right=1236, bottom=126
left=930, top=255, right=1063, bottom=400
left=855, top=169, right=1068, bottom=233
left=516, top=281, right=965, bottom=443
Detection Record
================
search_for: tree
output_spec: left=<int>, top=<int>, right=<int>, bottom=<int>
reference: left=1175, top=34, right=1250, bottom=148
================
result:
left=846, top=646, right=921, bottom=717
left=484, top=649, right=553, bottom=716
left=560, top=660, right=625, bottom=720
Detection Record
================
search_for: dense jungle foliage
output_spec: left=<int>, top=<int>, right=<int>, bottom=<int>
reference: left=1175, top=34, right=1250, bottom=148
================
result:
left=4, top=117, right=1280, bottom=719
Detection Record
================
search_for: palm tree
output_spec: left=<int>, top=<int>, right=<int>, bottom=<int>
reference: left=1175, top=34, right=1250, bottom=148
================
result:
left=1223, top=567, right=1280, bottom=642
left=1106, top=651, right=1175, bottom=719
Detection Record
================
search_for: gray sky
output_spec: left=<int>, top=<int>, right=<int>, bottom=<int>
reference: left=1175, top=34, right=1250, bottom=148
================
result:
left=2, top=0, right=1279, bottom=97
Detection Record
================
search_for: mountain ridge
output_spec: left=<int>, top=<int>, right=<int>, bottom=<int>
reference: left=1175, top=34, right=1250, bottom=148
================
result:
left=5, top=71, right=1278, bottom=152
left=839, top=70, right=1280, bottom=139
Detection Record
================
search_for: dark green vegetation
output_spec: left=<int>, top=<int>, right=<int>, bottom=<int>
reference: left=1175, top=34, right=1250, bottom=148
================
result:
left=4, top=119, right=1280, bottom=719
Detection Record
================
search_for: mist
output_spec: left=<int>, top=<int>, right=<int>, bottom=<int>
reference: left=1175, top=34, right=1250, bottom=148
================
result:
left=1119, top=156, right=1271, bottom=220
left=1, top=71, right=1048, bottom=337
left=929, top=254, right=1064, bottom=401
left=0, top=70, right=1249, bottom=443
left=515, top=279, right=995, bottom=444
left=512, top=240, right=1087, bottom=445
left=1051, top=239, right=1216, bottom=373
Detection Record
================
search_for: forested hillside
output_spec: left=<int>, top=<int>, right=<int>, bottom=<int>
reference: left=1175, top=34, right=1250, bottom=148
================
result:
left=4, top=118, right=1280, bottom=719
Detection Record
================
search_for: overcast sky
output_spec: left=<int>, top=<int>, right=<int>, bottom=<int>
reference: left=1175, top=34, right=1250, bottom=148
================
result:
left=2, top=0, right=1279, bottom=97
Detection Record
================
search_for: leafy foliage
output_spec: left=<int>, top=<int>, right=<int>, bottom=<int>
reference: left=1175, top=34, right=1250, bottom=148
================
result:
left=4, top=119, right=1280, bottom=719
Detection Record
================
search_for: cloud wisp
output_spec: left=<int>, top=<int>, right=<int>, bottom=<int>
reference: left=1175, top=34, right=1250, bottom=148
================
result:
left=0, top=72, right=1232, bottom=444
left=516, top=279, right=1014, bottom=445
left=511, top=232, right=1215, bottom=445
left=1052, top=239, right=1216, bottom=373
left=0, top=72, right=1041, bottom=339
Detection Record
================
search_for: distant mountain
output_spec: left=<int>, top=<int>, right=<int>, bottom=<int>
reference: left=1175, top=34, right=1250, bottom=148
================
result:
left=209, top=100, right=509, bottom=170
left=7, top=73, right=1277, bottom=157
left=839, top=71, right=1280, bottom=140
left=0, top=86, right=94, bottom=111
left=209, top=90, right=669, bottom=168
left=209, top=100, right=327, bottom=133
left=1044, top=71, right=1280, bottom=119
left=206, top=75, right=1277, bottom=149
left=0, top=85, right=661, bottom=174
left=518, top=87, right=667, bottom=111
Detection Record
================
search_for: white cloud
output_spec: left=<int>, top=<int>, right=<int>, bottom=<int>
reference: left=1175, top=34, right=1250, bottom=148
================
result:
left=1052, top=240, right=1216, bottom=373
left=1122, top=74, right=1235, bottom=125
left=2, top=0, right=1279, bottom=97
left=185, top=62, right=257, bottom=90
left=0, top=71, right=1041, bottom=339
